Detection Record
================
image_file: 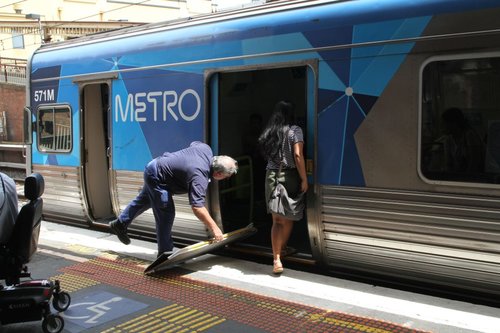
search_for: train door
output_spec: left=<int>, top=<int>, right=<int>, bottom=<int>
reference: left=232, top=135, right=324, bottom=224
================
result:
left=212, top=64, right=315, bottom=261
left=80, top=83, right=115, bottom=223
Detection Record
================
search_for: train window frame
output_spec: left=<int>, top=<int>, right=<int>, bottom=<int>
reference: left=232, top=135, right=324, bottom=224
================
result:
left=36, top=104, right=73, bottom=154
left=419, top=52, right=500, bottom=187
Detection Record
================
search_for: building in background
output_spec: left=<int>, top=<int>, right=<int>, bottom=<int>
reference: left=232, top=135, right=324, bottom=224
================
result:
left=0, top=0, right=267, bottom=166
left=0, top=0, right=218, bottom=60
left=0, top=0, right=269, bottom=60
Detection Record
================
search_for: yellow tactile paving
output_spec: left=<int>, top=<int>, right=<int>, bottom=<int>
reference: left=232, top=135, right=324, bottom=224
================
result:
left=50, top=273, right=100, bottom=293
left=61, top=257, right=430, bottom=333
left=100, top=304, right=225, bottom=333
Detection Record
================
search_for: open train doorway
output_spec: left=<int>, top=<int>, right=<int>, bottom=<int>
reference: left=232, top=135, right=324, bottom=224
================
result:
left=215, top=65, right=312, bottom=258
left=81, top=83, right=115, bottom=223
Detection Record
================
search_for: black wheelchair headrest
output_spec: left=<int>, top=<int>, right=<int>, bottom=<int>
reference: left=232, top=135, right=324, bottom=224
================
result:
left=24, top=173, right=44, bottom=201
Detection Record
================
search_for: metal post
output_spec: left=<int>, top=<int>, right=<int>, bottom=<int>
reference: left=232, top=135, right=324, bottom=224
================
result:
left=25, top=14, right=44, bottom=44
left=37, top=18, right=44, bottom=44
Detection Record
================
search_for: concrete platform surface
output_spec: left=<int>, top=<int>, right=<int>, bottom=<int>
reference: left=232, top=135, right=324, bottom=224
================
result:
left=1, top=221, right=499, bottom=333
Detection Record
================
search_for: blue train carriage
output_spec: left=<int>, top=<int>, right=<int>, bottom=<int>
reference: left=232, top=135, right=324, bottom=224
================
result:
left=25, top=0, right=500, bottom=298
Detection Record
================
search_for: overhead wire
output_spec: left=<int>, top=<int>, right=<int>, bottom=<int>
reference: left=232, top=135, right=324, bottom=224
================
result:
left=0, top=0, right=153, bottom=53
left=0, top=0, right=26, bottom=10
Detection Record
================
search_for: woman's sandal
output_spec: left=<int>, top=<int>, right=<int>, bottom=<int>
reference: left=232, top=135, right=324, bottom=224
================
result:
left=273, top=260, right=284, bottom=274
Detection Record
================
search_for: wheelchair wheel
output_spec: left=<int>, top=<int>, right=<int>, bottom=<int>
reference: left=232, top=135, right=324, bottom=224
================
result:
left=52, top=291, right=71, bottom=312
left=42, top=314, right=64, bottom=333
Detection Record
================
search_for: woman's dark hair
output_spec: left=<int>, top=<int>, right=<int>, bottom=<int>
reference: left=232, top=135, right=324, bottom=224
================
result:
left=258, top=100, right=294, bottom=160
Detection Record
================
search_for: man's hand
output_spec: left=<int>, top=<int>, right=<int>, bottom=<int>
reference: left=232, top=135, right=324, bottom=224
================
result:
left=192, top=205, right=224, bottom=242
left=211, top=226, right=224, bottom=242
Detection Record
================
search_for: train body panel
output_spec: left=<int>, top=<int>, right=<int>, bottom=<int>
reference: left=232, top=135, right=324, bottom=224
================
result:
left=26, top=0, right=500, bottom=298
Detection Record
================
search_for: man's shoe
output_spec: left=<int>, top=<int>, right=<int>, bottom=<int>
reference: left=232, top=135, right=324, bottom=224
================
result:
left=110, top=220, right=131, bottom=245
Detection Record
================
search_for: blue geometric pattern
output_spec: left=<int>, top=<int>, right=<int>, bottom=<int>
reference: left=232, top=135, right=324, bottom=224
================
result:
left=315, top=17, right=431, bottom=185
left=33, top=17, right=430, bottom=178
left=30, top=1, right=445, bottom=181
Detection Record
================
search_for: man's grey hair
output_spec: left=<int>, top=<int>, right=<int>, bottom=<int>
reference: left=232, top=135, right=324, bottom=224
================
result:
left=212, top=155, right=238, bottom=176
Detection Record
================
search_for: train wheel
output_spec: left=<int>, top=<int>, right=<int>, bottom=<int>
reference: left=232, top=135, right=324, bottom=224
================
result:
left=52, top=291, right=71, bottom=312
left=42, top=314, right=64, bottom=333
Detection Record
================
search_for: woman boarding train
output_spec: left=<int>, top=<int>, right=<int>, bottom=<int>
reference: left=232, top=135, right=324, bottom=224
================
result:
left=258, top=101, right=308, bottom=274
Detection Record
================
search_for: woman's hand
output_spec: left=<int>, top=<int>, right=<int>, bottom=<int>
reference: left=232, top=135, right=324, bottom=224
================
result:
left=301, top=179, right=308, bottom=193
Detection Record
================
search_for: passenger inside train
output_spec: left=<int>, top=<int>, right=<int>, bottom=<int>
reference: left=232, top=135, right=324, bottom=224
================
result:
left=429, top=107, right=485, bottom=175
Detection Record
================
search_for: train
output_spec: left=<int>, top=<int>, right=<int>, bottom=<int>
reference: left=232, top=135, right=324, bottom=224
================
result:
left=24, top=0, right=500, bottom=300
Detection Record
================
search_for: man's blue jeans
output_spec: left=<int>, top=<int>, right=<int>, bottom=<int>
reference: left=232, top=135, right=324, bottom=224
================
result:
left=118, top=158, right=175, bottom=253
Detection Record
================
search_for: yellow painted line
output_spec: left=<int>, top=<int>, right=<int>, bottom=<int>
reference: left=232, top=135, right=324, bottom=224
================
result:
left=256, top=300, right=399, bottom=333
left=103, top=304, right=225, bottom=333
left=156, top=307, right=189, bottom=320
left=177, top=313, right=213, bottom=327
left=116, top=313, right=150, bottom=331
left=138, top=321, right=174, bottom=333
left=130, top=319, right=168, bottom=333
left=100, top=251, right=151, bottom=266
left=66, top=244, right=102, bottom=256
left=88, top=258, right=143, bottom=276
left=167, top=308, right=198, bottom=322
left=308, top=312, right=396, bottom=333
left=171, top=309, right=202, bottom=324
left=152, top=324, right=176, bottom=333
left=38, top=247, right=88, bottom=263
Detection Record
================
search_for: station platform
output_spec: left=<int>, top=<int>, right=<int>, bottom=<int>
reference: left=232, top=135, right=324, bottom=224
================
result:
left=2, top=221, right=500, bottom=333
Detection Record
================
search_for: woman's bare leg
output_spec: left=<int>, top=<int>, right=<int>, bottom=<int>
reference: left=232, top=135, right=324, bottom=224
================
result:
left=271, top=214, right=294, bottom=273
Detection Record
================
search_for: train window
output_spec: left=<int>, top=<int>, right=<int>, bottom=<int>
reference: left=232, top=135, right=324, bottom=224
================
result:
left=421, top=56, right=500, bottom=184
left=37, top=105, right=72, bottom=153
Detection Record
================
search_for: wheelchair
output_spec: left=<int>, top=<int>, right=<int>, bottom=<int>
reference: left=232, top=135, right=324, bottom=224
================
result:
left=0, top=173, right=71, bottom=333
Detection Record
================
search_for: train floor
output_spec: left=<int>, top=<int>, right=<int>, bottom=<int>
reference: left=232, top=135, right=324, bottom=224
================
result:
left=1, top=221, right=499, bottom=333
